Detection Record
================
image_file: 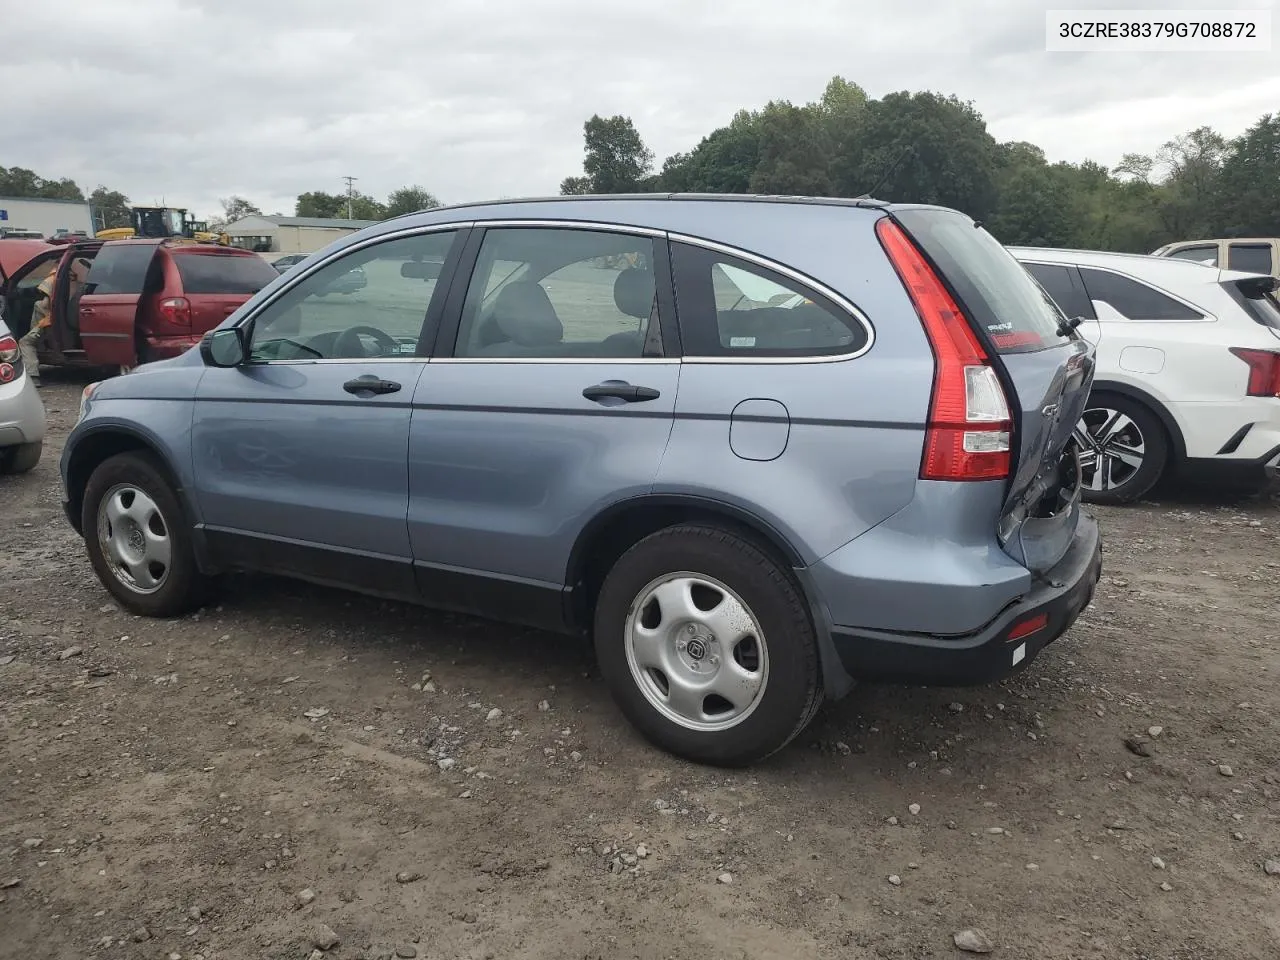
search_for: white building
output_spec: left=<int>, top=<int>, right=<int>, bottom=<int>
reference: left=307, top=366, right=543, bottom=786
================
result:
left=0, top=196, right=94, bottom=239
left=222, top=215, right=379, bottom=256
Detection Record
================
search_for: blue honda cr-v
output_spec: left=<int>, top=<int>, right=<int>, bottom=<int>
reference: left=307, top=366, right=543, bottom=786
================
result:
left=61, top=195, right=1101, bottom=766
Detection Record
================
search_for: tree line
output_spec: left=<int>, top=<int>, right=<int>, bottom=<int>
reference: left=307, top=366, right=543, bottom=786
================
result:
left=0, top=166, right=440, bottom=231
left=559, top=76, right=1280, bottom=251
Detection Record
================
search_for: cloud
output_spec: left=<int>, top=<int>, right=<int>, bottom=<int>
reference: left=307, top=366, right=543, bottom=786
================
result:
left=3, top=0, right=1276, bottom=218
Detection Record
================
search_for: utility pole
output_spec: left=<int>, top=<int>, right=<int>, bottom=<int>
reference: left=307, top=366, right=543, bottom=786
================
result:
left=342, top=175, right=358, bottom=219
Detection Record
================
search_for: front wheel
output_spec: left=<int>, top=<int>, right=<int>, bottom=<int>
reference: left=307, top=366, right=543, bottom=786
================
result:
left=1073, top=394, right=1169, bottom=505
left=82, top=452, right=209, bottom=617
left=593, top=525, right=822, bottom=766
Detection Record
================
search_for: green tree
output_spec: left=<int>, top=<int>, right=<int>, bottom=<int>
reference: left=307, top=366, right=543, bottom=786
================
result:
left=296, top=190, right=384, bottom=220
left=988, top=165, right=1074, bottom=247
left=559, top=176, right=592, bottom=195
left=1215, top=114, right=1280, bottom=237
left=1113, top=152, right=1154, bottom=182
left=834, top=91, right=999, bottom=218
left=658, top=110, right=763, bottom=193
left=747, top=101, right=834, bottom=196
left=295, top=191, right=345, bottom=218
left=385, top=185, right=440, bottom=218
left=1154, top=126, right=1227, bottom=238
left=218, top=195, right=262, bottom=226
left=0, top=165, right=84, bottom=200
left=88, top=186, right=131, bottom=230
left=561, top=114, right=654, bottom=194
left=348, top=193, right=387, bottom=220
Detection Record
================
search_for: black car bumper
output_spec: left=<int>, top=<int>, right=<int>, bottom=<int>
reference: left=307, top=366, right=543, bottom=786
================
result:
left=830, top=514, right=1102, bottom=687
left=1179, top=444, right=1280, bottom=490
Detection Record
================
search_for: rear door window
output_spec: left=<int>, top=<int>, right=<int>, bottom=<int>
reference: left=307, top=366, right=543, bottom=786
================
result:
left=1165, top=245, right=1219, bottom=267
left=172, top=252, right=278, bottom=295
left=1077, top=267, right=1204, bottom=320
left=892, top=209, right=1069, bottom=353
left=453, top=227, right=662, bottom=359
left=83, top=244, right=158, bottom=295
left=1227, top=243, right=1275, bottom=275
left=669, top=242, right=867, bottom=357
left=1022, top=262, right=1095, bottom=321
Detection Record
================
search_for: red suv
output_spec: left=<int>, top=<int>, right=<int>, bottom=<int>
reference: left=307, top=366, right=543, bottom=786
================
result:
left=0, top=239, right=279, bottom=372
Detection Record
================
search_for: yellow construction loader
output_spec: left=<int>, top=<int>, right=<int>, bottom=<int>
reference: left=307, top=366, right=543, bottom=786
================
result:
left=95, top=206, right=230, bottom=245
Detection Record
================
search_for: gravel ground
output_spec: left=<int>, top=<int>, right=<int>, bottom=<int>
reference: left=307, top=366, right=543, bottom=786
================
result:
left=3, top=375, right=1279, bottom=960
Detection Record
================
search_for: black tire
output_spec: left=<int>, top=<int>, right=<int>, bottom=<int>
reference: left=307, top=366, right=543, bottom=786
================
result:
left=1, top=440, right=42, bottom=475
left=1076, top=393, right=1169, bottom=505
left=593, top=524, right=822, bottom=766
left=82, top=452, right=209, bottom=617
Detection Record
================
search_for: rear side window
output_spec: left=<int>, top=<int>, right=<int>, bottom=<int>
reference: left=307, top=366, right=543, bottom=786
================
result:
left=892, top=209, right=1068, bottom=353
left=172, top=252, right=277, bottom=295
left=83, top=244, right=157, bottom=295
left=1228, top=243, right=1274, bottom=275
left=670, top=242, right=866, bottom=357
left=1022, top=262, right=1095, bottom=321
left=1077, top=267, right=1203, bottom=320
left=1166, top=245, right=1219, bottom=266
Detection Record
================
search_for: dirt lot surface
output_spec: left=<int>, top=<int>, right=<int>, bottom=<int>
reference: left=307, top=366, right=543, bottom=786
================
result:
left=3, top=376, right=1279, bottom=960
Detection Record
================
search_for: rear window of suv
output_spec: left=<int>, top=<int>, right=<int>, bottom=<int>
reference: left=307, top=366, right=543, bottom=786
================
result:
left=171, top=251, right=278, bottom=295
left=892, top=209, right=1070, bottom=353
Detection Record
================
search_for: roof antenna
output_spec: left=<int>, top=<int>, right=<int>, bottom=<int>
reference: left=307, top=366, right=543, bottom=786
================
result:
left=856, top=144, right=913, bottom=200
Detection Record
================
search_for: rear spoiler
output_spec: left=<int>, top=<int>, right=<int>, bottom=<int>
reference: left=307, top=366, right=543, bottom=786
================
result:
left=1233, top=274, right=1279, bottom=299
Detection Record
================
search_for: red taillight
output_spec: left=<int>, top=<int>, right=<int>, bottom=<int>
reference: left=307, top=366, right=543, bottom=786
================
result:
left=158, top=297, right=192, bottom=326
left=876, top=218, right=1012, bottom=481
left=1229, top=347, right=1280, bottom=397
left=1007, top=612, right=1048, bottom=642
left=0, top=334, right=17, bottom=362
left=0, top=362, right=14, bottom=384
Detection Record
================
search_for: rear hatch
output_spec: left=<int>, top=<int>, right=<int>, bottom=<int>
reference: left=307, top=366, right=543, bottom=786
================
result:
left=890, top=207, right=1095, bottom=575
left=169, top=249, right=279, bottom=332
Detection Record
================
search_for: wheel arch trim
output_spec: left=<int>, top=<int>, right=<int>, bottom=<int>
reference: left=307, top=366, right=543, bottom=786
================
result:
left=1088, top=379, right=1186, bottom=462
left=564, top=493, right=853, bottom=700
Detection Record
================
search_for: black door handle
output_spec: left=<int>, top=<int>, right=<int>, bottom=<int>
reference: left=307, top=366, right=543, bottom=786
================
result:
left=343, top=375, right=401, bottom=396
left=582, top=381, right=661, bottom=403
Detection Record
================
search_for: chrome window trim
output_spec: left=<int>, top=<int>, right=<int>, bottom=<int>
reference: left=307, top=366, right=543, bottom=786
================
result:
left=233, top=222, right=473, bottom=364
left=236, top=217, right=878, bottom=366
left=666, top=232, right=875, bottom=364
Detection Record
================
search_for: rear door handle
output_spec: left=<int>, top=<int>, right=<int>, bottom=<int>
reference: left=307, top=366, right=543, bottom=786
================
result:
left=582, top=381, right=661, bottom=403
left=343, top=375, right=401, bottom=396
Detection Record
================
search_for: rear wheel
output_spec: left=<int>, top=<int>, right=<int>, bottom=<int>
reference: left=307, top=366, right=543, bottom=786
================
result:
left=1073, top=393, right=1168, bottom=504
left=1, top=441, right=42, bottom=475
left=82, top=452, right=209, bottom=616
left=593, top=525, right=822, bottom=766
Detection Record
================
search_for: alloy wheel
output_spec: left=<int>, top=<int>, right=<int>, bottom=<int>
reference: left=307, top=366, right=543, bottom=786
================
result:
left=1073, top=406, right=1146, bottom=493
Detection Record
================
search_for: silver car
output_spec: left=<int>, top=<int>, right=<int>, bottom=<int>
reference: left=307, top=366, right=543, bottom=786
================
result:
left=61, top=195, right=1101, bottom=765
left=0, top=316, right=45, bottom=474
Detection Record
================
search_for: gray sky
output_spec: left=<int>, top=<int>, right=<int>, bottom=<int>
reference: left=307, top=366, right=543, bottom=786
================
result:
left=6, top=0, right=1277, bottom=219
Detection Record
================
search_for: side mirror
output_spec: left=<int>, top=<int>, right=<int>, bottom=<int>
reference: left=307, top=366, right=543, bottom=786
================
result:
left=400, top=259, right=442, bottom=280
left=201, top=327, right=247, bottom=367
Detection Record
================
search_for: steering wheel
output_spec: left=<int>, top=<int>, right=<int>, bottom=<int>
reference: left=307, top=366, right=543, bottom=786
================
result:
left=333, top=324, right=401, bottom=359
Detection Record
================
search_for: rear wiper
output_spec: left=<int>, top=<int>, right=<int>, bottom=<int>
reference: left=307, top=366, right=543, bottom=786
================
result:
left=1056, top=315, right=1084, bottom=338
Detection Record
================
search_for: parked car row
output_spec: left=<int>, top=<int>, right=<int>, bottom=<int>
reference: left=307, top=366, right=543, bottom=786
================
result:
left=0, top=238, right=280, bottom=374
left=1014, top=247, right=1280, bottom=503
left=1152, top=236, right=1280, bottom=278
